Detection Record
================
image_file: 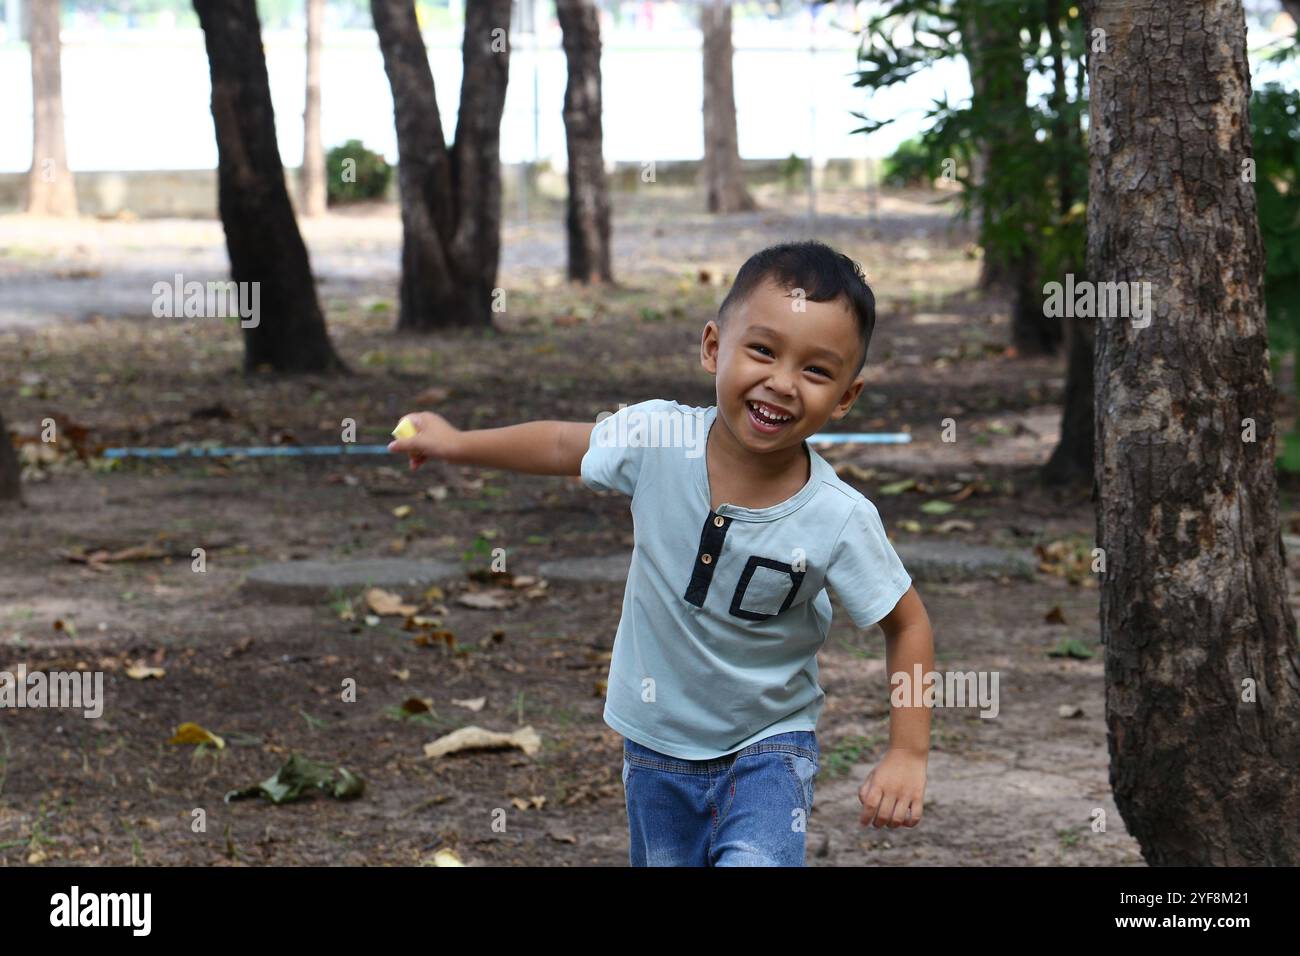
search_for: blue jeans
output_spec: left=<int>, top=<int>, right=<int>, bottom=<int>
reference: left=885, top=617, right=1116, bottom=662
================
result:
left=622, top=730, right=819, bottom=867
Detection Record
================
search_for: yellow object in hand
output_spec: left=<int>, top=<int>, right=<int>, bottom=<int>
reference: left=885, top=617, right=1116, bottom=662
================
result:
left=392, top=417, right=418, bottom=441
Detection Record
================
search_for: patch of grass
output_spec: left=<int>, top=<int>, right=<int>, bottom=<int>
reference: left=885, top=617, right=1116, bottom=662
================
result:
left=1057, top=826, right=1084, bottom=849
left=821, top=733, right=887, bottom=778
left=298, top=709, right=331, bottom=731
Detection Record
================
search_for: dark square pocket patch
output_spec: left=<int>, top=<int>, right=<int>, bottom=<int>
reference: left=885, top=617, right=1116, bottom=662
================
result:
left=730, top=555, right=805, bottom=621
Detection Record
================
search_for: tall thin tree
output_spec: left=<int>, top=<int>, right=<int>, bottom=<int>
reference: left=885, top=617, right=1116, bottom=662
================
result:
left=1041, top=0, right=1092, bottom=486
left=701, top=0, right=755, bottom=213
left=301, top=0, right=327, bottom=217
left=27, top=0, right=76, bottom=217
left=556, top=0, right=612, bottom=283
left=1087, top=0, right=1300, bottom=863
left=193, top=0, right=344, bottom=373
left=370, top=0, right=511, bottom=330
left=0, top=410, right=21, bottom=503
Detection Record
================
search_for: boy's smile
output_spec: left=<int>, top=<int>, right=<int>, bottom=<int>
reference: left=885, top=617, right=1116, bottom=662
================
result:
left=700, top=277, right=866, bottom=476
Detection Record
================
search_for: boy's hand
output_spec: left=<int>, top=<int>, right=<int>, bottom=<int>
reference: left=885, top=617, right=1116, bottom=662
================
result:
left=387, top=411, right=461, bottom=471
left=858, top=747, right=927, bottom=828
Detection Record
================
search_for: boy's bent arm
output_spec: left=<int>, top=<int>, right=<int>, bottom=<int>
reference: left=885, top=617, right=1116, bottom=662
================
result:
left=451, top=420, right=596, bottom=476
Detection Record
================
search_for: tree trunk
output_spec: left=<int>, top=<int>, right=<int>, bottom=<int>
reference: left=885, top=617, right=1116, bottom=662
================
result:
left=1044, top=0, right=1074, bottom=217
left=27, top=0, right=76, bottom=217
left=193, top=0, right=344, bottom=373
left=0, top=410, right=21, bottom=503
left=962, top=3, right=1061, bottom=355
left=370, top=0, right=511, bottom=331
left=301, top=0, right=327, bottom=217
left=700, top=0, right=755, bottom=213
left=1087, top=0, right=1300, bottom=864
left=963, top=1, right=1024, bottom=291
left=1041, top=0, right=1091, bottom=486
left=556, top=0, right=612, bottom=283
left=1041, top=312, right=1094, bottom=486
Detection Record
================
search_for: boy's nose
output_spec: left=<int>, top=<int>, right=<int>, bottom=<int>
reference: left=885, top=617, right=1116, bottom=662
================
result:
left=765, top=370, right=797, bottom=395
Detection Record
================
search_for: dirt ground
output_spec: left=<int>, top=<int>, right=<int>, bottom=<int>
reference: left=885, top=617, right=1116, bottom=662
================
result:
left=3, top=185, right=1294, bottom=866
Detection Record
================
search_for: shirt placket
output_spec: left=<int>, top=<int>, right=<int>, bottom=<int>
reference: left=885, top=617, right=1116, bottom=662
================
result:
left=684, top=510, right=733, bottom=607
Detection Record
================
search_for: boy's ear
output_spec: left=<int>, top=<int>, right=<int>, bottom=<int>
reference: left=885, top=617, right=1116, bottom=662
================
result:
left=828, top=375, right=866, bottom=421
left=700, top=320, right=721, bottom=373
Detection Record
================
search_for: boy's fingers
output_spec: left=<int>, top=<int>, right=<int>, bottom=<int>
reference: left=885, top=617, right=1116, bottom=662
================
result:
left=859, top=785, right=884, bottom=826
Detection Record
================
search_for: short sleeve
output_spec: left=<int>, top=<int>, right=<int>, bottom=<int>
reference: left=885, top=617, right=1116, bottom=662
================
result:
left=579, top=399, right=665, bottom=496
left=824, top=498, right=912, bottom=628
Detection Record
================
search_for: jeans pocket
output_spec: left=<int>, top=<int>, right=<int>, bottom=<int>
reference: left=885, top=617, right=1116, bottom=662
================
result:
left=781, top=752, right=818, bottom=819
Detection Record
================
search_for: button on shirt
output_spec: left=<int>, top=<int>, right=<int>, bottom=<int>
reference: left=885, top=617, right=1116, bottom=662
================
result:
left=580, top=398, right=913, bottom=759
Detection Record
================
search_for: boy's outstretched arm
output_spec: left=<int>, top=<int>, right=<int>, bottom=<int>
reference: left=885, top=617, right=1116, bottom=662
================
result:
left=858, top=585, right=934, bottom=830
left=388, top=411, right=596, bottom=476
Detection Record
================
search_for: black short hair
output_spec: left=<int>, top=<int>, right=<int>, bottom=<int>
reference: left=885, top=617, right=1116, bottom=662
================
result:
left=716, top=240, right=876, bottom=378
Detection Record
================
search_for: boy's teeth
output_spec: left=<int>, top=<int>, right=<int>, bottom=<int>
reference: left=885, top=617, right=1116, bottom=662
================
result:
left=749, top=401, right=791, bottom=423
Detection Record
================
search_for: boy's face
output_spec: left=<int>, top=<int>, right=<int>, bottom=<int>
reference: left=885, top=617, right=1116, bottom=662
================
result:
left=700, top=277, right=866, bottom=455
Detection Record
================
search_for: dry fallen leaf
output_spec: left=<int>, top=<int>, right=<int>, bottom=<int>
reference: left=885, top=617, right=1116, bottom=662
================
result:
left=366, top=587, right=418, bottom=617
left=392, top=505, right=413, bottom=519
left=224, top=636, right=255, bottom=658
left=428, top=848, right=464, bottom=867
left=934, top=519, right=976, bottom=534
left=457, top=589, right=517, bottom=610
left=1044, top=606, right=1067, bottom=625
left=405, top=615, right=443, bottom=628
left=451, top=696, right=486, bottom=712
left=412, top=630, right=456, bottom=648
left=423, top=725, right=542, bottom=759
left=167, top=722, right=225, bottom=749
left=392, top=668, right=411, bottom=682
left=833, top=463, right=877, bottom=482
left=400, top=697, right=434, bottom=714
left=415, top=386, right=452, bottom=404
left=126, top=663, right=165, bottom=680
left=511, top=795, right=546, bottom=811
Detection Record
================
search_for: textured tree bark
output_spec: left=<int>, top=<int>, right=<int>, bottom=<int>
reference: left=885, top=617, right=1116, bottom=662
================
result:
left=0, top=410, right=21, bottom=503
left=194, top=0, right=345, bottom=373
left=556, top=0, right=612, bottom=283
left=700, top=0, right=756, bottom=213
left=370, top=0, right=511, bottom=330
left=301, top=0, right=327, bottom=217
left=27, top=0, right=77, bottom=217
left=1087, top=0, right=1300, bottom=864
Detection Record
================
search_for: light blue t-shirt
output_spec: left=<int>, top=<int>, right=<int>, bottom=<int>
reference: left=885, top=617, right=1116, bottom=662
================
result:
left=580, top=398, right=912, bottom=759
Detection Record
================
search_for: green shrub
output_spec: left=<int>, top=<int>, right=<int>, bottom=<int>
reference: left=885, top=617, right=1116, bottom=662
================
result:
left=1252, top=85, right=1300, bottom=373
left=325, top=139, right=393, bottom=205
left=881, top=137, right=936, bottom=188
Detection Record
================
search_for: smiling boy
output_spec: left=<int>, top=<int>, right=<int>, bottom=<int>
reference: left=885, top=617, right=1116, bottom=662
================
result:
left=389, top=240, right=935, bottom=866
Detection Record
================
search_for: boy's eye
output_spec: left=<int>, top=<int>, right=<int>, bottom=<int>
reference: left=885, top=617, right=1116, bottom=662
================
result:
left=749, top=344, right=830, bottom=377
